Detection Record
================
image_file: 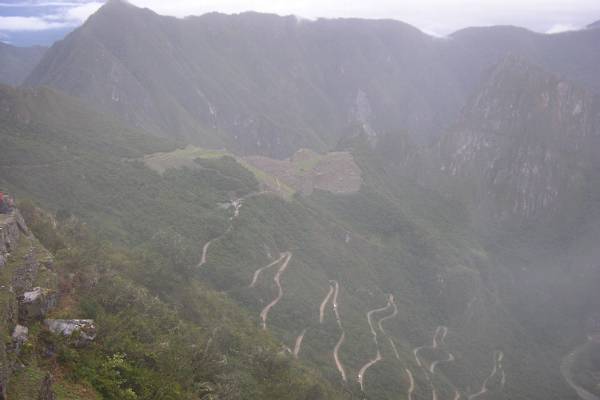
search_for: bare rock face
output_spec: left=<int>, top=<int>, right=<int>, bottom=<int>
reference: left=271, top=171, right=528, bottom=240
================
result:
left=440, top=56, right=600, bottom=226
left=0, top=209, right=60, bottom=398
left=45, top=319, right=97, bottom=346
left=11, top=325, right=28, bottom=355
left=0, top=210, right=28, bottom=262
left=18, top=287, right=58, bottom=323
left=0, top=211, right=29, bottom=400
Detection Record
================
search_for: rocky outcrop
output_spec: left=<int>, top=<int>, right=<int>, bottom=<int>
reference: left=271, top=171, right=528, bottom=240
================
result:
left=0, top=212, right=27, bottom=400
left=12, top=244, right=55, bottom=296
left=439, top=56, right=600, bottom=226
left=0, top=210, right=28, bottom=261
left=0, top=209, right=59, bottom=398
left=19, top=287, right=58, bottom=323
left=11, top=325, right=28, bottom=356
left=45, top=319, right=97, bottom=346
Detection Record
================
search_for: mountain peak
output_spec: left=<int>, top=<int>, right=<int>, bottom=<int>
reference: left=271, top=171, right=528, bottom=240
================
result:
left=103, top=0, right=131, bottom=8
left=588, top=20, right=600, bottom=29
left=93, top=0, right=136, bottom=18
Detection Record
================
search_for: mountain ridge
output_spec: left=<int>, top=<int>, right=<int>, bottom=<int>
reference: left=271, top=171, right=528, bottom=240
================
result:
left=0, top=80, right=578, bottom=400
left=23, top=0, right=466, bottom=154
left=588, top=20, right=600, bottom=29
left=439, top=55, right=600, bottom=230
left=24, top=1, right=600, bottom=159
left=4, top=2, right=600, bottom=399
left=0, top=42, right=46, bottom=86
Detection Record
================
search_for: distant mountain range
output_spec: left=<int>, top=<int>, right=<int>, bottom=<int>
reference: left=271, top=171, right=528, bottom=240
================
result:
left=0, top=42, right=46, bottom=86
left=22, top=0, right=600, bottom=157
left=588, top=20, right=600, bottom=29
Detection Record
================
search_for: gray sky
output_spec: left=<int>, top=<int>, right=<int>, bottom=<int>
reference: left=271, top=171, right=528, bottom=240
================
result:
left=1, top=0, right=600, bottom=46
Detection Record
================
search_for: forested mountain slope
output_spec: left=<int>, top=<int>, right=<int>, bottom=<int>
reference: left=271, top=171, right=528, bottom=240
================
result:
left=0, top=81, right=578, bottom=399
left=439, top=56, right=600, bottom=229
left=0, top=84, right=347, bottom=399
left=4, top=2, right=600, bottom=399
left=25, top=1, right=600, bottom=158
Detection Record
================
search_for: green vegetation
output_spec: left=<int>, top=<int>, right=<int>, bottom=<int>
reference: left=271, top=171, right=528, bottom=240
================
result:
left=0, top=84, right=579, bottom=399
left=144, top=145, right=296, bottom=198
left=13, top=204, right=344, bottom=400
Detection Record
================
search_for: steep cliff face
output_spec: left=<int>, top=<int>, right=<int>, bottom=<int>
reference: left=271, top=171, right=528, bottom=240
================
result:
left=24, top=0, right=467, bottom=155
left=0, top=211, right=28, bottom=260
left=440, top=56, right=600, bottom=226
left=24, top=2, right=600, bottom=160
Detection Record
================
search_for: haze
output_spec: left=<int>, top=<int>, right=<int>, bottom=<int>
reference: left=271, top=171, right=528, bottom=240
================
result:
left=1, top=1, right=600, bottom=399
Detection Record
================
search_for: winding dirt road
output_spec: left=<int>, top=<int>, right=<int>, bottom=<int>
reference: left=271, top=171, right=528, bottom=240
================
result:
left=357, top=294, right=396, bottom=391
left=197, top=239, right=213, bottom=267
left=198, top=192, right=268, bottom=268
left=433, top=326, right=448, bottom=348
left=334, top=331, right=347, bottom=382
left=249, top=253, right=286, bottom=288
left=329, top=280, right=348, bottom=382
left=319, top=283, right=335, bottom=323
left=377, top=295, right=398, bottom=334
left=377, top=295, right=400, bottom=359
left=414, top=326, right=449, bottom=369
left=561, top=344, right=600, bottom=400
left=467, top=351, right=504, bottom=400
left=259, top=252, right=292, bottom=330
left=412, top=326, right=456, bottom=400
left=430, top=352, right=455, bottom=374
left=293, top=329, right=307, bottom=358
left=358, top=351, right=383, bottom=391
left=406, top=368, right=416, bottom=400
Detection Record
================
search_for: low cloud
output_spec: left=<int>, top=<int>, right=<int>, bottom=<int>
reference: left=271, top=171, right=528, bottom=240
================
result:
left=0, top=1, right=101, bottom=32
left=0, top=2, right=88, bottom=6
left=0, top=16, right=68, bottom=31
left=546, top=23, right=578, bottom=34
left=128, top=0, right=600, bottom=35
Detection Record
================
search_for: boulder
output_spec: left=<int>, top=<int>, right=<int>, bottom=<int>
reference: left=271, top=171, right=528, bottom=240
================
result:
left=13, top=250, right=40, bottom=293
left=44, top=319, right=96, bottom=346
left=0, top=210, right=28, bottom=256
left=18, top=287, right=57, bottom=322
left=11, top=325, right=28, bottom=355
